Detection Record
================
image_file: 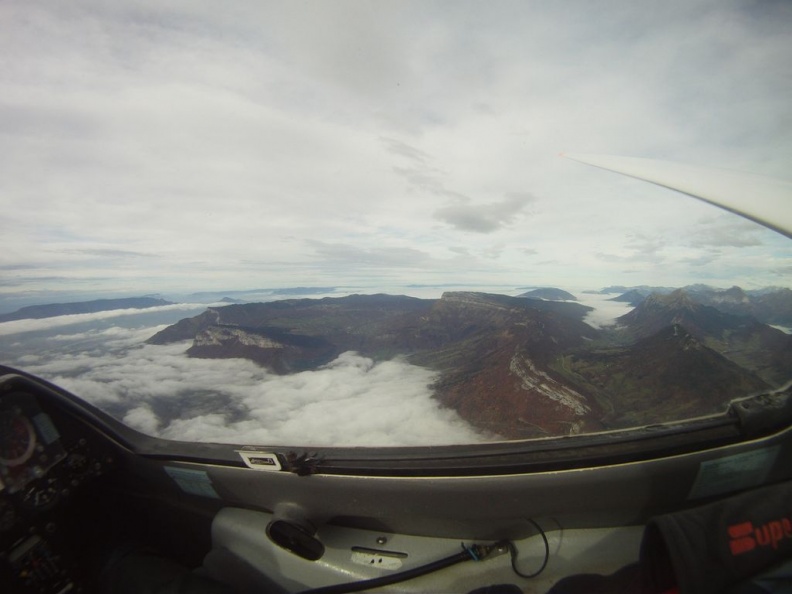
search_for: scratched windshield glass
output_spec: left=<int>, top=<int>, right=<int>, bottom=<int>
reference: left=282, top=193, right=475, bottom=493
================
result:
left=1, top=1, right=790, bottom=446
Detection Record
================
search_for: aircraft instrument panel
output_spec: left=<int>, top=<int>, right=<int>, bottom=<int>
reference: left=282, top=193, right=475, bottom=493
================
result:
left=0, top=378, right=119, bottom=594
left=0, top=392, right=67, bottom=495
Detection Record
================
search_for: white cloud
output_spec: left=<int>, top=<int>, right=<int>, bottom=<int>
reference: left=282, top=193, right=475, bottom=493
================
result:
left=159, top=352, right=489, bottom=446
left=434, top=195, right=532, bottom=233
left=689, top=221, right=766, bottom=248
left=308, top=242, right=434, bottom=269
left=0, top=304, right=206, bottom=336
left=46, top=325, right=165, bottom=345
left=575, top=293, right=636, bottom=329
left=19, top=326, right=492, bottom=447
left=123, top=406, right=161, bottom=435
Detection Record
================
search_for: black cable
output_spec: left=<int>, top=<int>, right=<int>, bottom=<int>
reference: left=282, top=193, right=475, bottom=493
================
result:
left=507, top=519, right=549, bottom=579
left=296, top=522, right=549, bottom=594
left=297, top=544, right=490, bottom=594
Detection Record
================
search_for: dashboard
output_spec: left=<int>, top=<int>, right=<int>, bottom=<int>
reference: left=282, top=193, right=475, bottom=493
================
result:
left=0, top=365, right=790, bottom=594
left=0, top=374, right=119, bottom=594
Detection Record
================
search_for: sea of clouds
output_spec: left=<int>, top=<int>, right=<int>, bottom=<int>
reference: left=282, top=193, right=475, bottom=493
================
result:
left=0, top=294, right=636, bottom=447
left=0, top=307, right=492, bottom=447
left=575, top=293, right=635, bottom=328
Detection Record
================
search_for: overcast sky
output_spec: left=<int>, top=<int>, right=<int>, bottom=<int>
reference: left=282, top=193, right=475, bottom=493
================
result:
left=2, top=0, right=791, bottom=304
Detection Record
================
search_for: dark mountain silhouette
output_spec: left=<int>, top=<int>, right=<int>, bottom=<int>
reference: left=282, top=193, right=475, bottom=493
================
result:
left=684, top=285, right=792, bottom=326
left=0, top=297, right=173, bottom=322
left=617, top=290, right=792, bottom=386
left=751, top=288, right=792, bottom=325
left=270, top=286, right=336, bottom=296
left=517, top=288, right=578, bottom=301
left=557, top=325, right=770, bottom=429
left=601, top=285, right=792, bottom=325
left=598, top=285, right=674, bottom=295
left=617, top=290, right=741, bottom=338
left=608, top=289, right=648, bottom=306
left=182, top=294, right=435, bottom=372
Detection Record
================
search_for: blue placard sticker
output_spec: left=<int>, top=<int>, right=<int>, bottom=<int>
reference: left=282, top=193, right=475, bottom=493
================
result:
left=689, top=446, right=780, bottom=500
left=33, top=413, right=61, bottom=445
left=164, top=466, right=220, bottom=499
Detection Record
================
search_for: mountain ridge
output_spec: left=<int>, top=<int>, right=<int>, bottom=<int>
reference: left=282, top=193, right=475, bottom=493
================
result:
left=616, top=289, right=792, bottom=385
left=147, top=290, right=788, bottom=439
left=0, top=297, right=174, bottom=323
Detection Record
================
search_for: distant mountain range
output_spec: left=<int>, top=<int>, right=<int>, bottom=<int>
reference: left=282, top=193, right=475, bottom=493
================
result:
left=554, top=289, right=790, bottom=428
left=615, top=289, right=791, bottom=386
left=148, top=287, right=791, bottom=439
left=688, top=286, right=792, bottom=326
left=607, top=289, right=649, bottom=306
left=0, top=297, right=174, bottom=323
left=598, top=285, right=676, bottom=295
left=607, top=285, right=792, bottom=325
left=170, top=287, right=338, bottom=304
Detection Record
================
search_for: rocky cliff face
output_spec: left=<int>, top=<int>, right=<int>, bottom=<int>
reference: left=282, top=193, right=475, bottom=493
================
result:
left=147, top=308, right=221, bottom=344
left=186, top=326, right=339, bottom=374
left=412, top=292, right=602, bottom=438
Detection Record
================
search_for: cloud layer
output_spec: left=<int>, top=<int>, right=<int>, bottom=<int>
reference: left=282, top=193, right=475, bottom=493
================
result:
left=434, top=194, right=532, bottom=233
left=12, top=321, right=491, bottom=447
left=0, top=304, right=208, bottom=336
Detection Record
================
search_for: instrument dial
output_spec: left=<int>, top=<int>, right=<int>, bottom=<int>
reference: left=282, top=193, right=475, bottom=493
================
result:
left=0, top=410, right=37, bottom=467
